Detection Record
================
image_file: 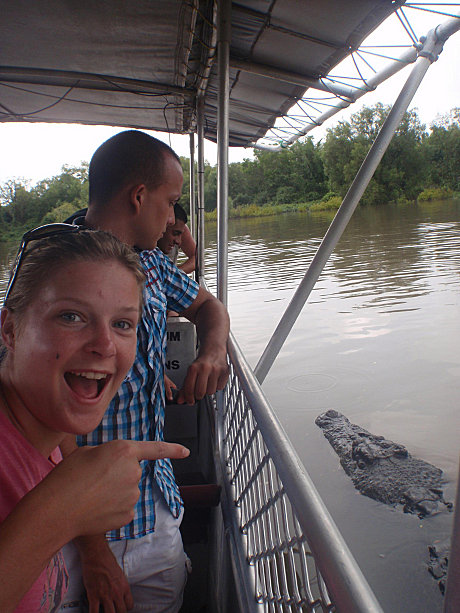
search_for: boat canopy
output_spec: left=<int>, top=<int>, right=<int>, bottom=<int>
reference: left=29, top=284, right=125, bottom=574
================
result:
left=1, top=0, right=402, bottom=147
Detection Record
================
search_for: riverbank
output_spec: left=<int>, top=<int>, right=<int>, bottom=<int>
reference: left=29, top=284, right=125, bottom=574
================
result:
left=1, top=188, right=457, bottom=245
left=204, top=187, right=456, bottom=221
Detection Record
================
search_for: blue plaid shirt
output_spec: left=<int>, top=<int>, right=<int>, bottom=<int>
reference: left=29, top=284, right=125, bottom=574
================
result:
left=78, top=248, right=199, bottom=540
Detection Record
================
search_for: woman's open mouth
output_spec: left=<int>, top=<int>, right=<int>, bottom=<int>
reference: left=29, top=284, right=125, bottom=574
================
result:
left=64, top=370, right=111, bottom=400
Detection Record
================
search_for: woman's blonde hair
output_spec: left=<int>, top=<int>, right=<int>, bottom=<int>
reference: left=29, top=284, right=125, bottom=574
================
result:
left=2, top=229, right=145, bottom=340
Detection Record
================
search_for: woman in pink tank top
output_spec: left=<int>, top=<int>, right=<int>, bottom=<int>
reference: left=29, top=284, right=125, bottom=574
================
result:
left=0, top=226, right=188, bottom=612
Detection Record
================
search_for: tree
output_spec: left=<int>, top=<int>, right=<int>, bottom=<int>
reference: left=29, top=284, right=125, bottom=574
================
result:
left=321, top=104, right=427, bottom=205
left=320, top=120, right=354, bottom=196
left=0, top=179, right=29, bottom=206
left=41, top=202, right=82, bottom=224
left=33, top=165, right=88, bottom=223
left=226, top=138, right=326, bottom=207
left=424, top=109, right=460, bottom=191
left=179, top=157, right=190, bottom=212
left=0, top=164, right=89, bottom=239
left=204, top=164, right=217, bottom=211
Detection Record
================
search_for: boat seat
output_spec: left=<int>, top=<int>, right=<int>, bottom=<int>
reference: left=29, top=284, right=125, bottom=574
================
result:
left=179, top=483, right=221, bottom=509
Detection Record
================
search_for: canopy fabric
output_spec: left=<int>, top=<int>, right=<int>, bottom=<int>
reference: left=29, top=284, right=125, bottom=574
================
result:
left=0, top=0, right=400, bottom=147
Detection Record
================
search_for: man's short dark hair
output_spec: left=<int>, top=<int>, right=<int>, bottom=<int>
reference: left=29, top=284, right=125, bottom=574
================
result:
left=173, top=203, right=187, bottom=225
left=89, top=130, right=180, bottom=206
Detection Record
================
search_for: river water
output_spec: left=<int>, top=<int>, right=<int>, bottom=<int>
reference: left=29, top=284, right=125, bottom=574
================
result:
left=1, top=199, right=459, bottom=612
left=203, top=199, right=460, bottom=613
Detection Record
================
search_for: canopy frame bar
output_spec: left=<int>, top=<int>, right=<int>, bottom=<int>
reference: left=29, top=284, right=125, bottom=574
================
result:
left=216, top=0, right=231, bottom=307
left=196, top=96, right=206, bottom=281
left=0, top=66, right=191, bottom=97
left=188, top=132, right=196, bottom=277
left=229, top=56, right=374, bottom=99
left=252, top=12, right=460, bottom=150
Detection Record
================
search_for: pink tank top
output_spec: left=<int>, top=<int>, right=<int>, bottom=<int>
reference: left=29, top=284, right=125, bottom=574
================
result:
left=0, top=411, right=68, bottom=611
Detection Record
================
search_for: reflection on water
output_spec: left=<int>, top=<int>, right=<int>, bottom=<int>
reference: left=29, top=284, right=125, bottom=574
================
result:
left=205, top=200, right=460, bottom=613
left=206, top=202, right=460, bottom=309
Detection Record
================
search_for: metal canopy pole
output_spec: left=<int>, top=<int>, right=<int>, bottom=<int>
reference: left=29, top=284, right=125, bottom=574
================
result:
left=230, top=51, right=417, bottom=100
left=216, top=0, right=231, bottom=307
left=254, top=25, right=453, bottom=384
left=189, top=132, right=196, bottom=242
left=196, top=97, right=206, bottom=281
left=252, top=47, right=418, bottom=152
left=188, top=132, right=197, bottom=282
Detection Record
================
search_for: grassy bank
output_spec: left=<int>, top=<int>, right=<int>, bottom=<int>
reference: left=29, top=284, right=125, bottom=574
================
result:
left=203, top=194, right=343, bottom=221
left=204, top=190, right=459, bottom=222
left=2, top=193, right=458, bottom=244
left=0, top=226, right=27, bottom=245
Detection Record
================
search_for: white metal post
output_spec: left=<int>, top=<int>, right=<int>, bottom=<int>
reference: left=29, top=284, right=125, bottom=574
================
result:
left=188, top=132, right=197, bottom=282
left=216, top=0, right=230, bottom=307
left=196, top=96, right=206, bottom=281
left=189, top=132, right=196, bottom=242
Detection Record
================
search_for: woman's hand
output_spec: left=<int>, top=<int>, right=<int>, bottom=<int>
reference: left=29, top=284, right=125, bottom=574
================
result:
left=0, top=440, right=189, bottom=612
left=51, top=440, right=189, bottom=538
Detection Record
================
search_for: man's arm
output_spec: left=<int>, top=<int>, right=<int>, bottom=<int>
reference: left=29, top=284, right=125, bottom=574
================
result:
left=178, top=287, right=230, bottom=405
left=73, top=535, right=134, bottom=613
left=178, top=225, right=196, bottom=274
left=60, top=437, right=133, bottom=613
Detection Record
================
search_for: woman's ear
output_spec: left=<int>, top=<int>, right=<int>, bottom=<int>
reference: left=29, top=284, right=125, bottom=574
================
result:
left=129, top=184, right=147, bottom=215
left=1, top=308, right=16, bottom=351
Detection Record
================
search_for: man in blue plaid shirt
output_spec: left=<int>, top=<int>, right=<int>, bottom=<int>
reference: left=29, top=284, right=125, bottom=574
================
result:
left=61, top=131, right=229, bottom=613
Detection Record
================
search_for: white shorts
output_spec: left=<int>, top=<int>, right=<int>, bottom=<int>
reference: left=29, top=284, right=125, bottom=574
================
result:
left=61, top=483, right=187, bottom=613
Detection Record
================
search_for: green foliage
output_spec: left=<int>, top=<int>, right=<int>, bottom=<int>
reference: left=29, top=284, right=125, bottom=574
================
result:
left=320, top=191, right=338, bottom=202
left=321, top=103, right=428, bottom=205
left=423, top=109, right=460, bottom=191
left=204, top=209, right=217, bottom=221
left=0, top=164, right=88, bottom=240
left=417, top=187, right=453, bottom=202
left=396, top=195, right=412, bottom=205
left=204, top=200, right=313, bottom=221
left=216, top=138, right=328, bottom=209
left=310, top=195, right=342, bottom=212
left=41, top=201, right=82, bottom=224
left=204, top=164, right=217, bottom=211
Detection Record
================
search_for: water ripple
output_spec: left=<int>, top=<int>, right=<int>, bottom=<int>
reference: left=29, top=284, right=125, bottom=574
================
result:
left=205, top=213, right=460, bottom=312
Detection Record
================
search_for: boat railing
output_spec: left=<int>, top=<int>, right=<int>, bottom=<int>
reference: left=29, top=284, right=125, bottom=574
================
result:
left=214, top=331, right=384, bottom=613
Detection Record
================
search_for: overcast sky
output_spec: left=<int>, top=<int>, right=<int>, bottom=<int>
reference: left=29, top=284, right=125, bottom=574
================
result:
left=0, top=4, right=458, bottom=186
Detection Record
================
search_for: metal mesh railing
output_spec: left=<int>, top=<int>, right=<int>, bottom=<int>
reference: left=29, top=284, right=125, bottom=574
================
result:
left=222, top=358, right=332, bottom=612
left=215, top=333, right=384, bottom=613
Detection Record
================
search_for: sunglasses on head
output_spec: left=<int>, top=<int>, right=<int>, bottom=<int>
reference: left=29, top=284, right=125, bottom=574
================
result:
left=3, top=223, right=81, bottom=307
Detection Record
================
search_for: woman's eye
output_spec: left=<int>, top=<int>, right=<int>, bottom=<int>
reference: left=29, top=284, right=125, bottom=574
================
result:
left=114, top=320, right=133, bottom=330
left=60, top=312, right=81, bottom=323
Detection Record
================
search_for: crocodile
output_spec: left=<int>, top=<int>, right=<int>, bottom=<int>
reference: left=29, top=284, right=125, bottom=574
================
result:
left=315, top=409, right=452, bottom=518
